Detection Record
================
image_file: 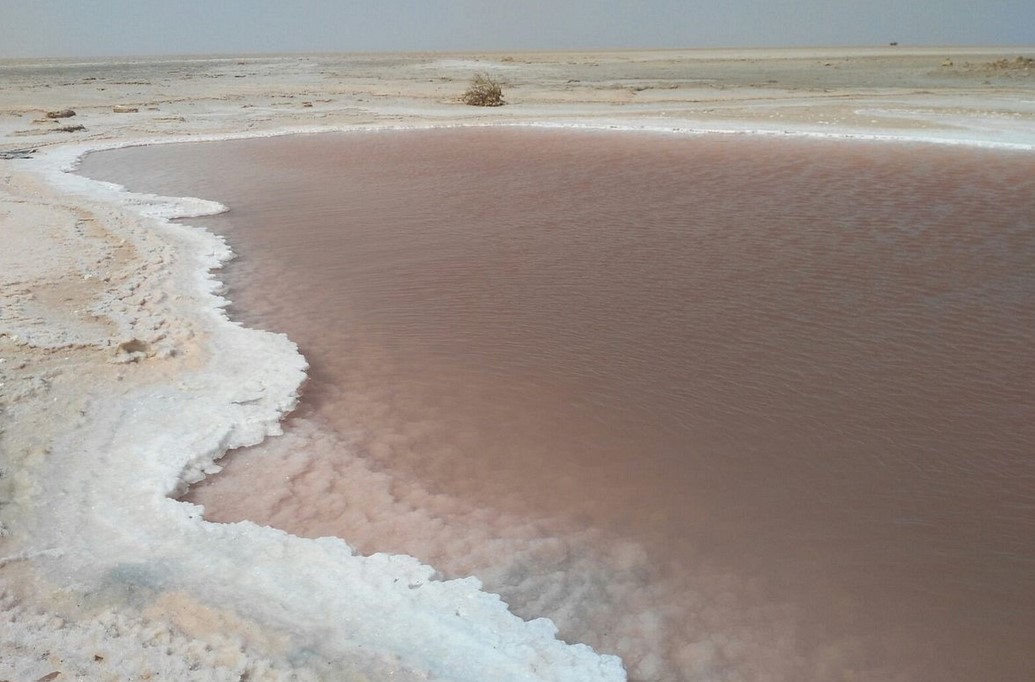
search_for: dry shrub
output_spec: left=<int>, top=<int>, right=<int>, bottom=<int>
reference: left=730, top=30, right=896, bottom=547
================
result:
left=461, top=72, right=504, bottom=106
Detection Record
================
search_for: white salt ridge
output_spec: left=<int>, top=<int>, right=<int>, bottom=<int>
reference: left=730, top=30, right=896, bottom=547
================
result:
left=2, top=142, right=626, bottom=680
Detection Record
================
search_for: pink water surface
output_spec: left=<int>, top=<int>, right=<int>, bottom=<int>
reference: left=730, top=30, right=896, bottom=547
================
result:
left=81, top=129, right=1035, bottom=681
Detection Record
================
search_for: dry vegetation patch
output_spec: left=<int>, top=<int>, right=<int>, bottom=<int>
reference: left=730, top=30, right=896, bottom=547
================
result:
left=959, top=56, right=1035, bottom=77
left=461, top=72, right=505, bottom=106
left=989, top=56, right=1034, bottom=71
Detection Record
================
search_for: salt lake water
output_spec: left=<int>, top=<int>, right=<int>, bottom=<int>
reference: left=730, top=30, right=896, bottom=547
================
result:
left=80, top=128, right=1035, bottom=681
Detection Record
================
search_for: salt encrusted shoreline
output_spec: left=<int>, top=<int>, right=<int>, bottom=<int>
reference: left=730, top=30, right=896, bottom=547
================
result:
left=1, top=47, right=1034, bottom=680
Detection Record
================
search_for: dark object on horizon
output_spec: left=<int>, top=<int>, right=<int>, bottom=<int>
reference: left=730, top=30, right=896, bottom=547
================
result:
left=461, top=73, right=505, bottom=107
left=889, top=41, right=899, bottom=46
left=45, top=109, right=76, bottom=118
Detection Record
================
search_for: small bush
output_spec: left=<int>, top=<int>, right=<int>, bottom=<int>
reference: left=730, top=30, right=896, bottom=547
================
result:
left=461, top=72, right=504, bottom=107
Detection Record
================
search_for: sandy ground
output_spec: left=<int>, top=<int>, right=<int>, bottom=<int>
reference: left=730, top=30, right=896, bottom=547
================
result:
left=1, top=47, right=1034, bottom=681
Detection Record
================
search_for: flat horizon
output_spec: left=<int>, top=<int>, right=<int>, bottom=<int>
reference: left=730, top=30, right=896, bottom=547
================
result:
left=2, top=43, right=1034, bottom=63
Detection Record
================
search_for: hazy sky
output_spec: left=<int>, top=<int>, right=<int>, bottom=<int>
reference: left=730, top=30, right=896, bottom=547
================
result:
left=1, top=0, right=1032, bottom=58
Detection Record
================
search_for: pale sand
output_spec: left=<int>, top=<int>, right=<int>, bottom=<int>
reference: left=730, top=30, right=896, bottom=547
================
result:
left=1, top=47, right=1034, bottom=681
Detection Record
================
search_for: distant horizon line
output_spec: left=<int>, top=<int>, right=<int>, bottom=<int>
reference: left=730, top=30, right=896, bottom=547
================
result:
left=3, top=42, right=1033, bottom=63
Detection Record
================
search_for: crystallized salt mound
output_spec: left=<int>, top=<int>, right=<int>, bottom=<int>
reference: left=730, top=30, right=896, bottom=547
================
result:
left=0, top=587, right=325, bottom=682
left=0, top=141, right=625, bottom=681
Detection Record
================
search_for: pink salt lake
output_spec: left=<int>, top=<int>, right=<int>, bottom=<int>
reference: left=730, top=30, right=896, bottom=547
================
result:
left=81, top=128, right=1035, bottom=682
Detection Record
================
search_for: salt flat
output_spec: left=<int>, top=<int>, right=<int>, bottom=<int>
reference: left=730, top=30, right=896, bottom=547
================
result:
left=1, top=47, right=1033, bottom=681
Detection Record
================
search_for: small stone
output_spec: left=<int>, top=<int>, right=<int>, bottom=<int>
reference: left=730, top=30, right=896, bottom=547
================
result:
left=113, top=338, right=151, bottom=362
left=45, top=109, right=76, bottom=119
left=112, top=105, right=139, bottom=113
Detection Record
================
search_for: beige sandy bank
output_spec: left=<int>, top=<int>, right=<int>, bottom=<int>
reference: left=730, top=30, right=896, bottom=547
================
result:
left=1, top=47, right=1033, bottom=681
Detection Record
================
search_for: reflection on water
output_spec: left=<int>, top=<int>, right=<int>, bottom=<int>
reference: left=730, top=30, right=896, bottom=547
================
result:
left=81, top=129, right=1035, bottom=681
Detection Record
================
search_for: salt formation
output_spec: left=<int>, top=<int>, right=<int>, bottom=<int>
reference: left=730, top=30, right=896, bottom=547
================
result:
left=0, top=141, right=625, bottom=681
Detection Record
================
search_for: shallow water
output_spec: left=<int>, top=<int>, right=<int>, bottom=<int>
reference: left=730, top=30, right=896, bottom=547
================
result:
left=81, top=128, right=1035, bottom=681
